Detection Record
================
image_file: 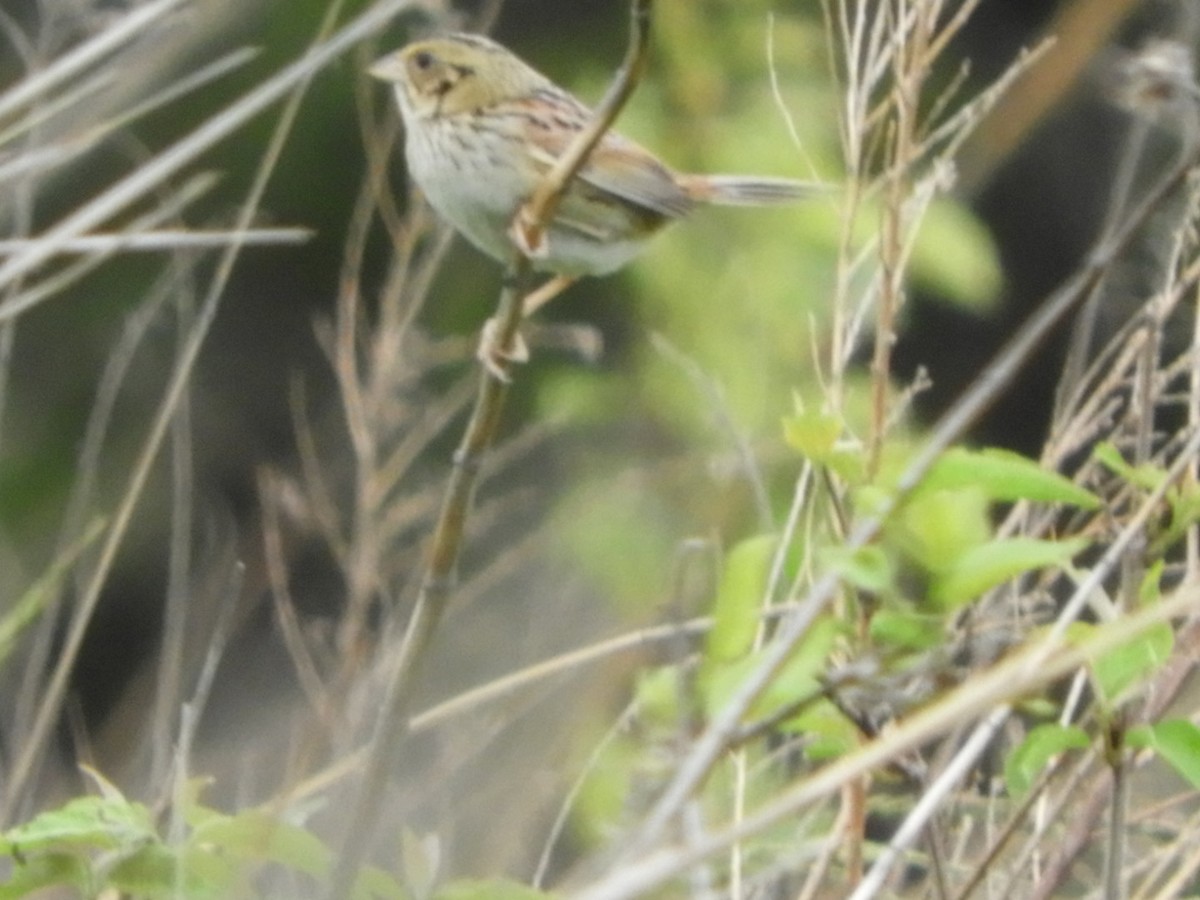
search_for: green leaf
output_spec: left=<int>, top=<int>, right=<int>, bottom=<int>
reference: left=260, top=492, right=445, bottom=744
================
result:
left=108, top=843, right=203, bottom=900
left=1092, top=623, right=1173, bottom=705
left=191, top=808, right=330, bottom=877
left=1140, top=560, right=1164, bottom=606
left=1004, top=724, right=1090, bottom=796
left=1017, top=697, right=1061, bottom=719
left=1128, top=720, right=1200, bottom=788
left=704, top=534, right=779, bottom=666
left=1157, top=479, right=1200, bottom=553
left=824, top=446, right=868, bottom=484
left=702, top=616, right=840, bottom=724
left=174, top=843, right=239, bottom=899
left=572, top=736, right=637, bottom=846
left=0, top=853, right=89, bottom=900
left=781, top=698, right=857, bottom=759
left=869, top=608, right=944, bottom=652
left=782, top=400, right=865, bottom=482
left=634, top=665, right=682, bottom=728
left=820, top=544, right=894, bottom=594
left=910, top=198, right=1001, bottom=310
left=1171, top=478, right=1200, bottom=527
left=930, top=537, right=1089, bottom=610
left=783, top=407, right=840, bottom=462
left=920, top=448, right=1100, bottom=509
left=761, top=616, right=841, bottom=717
left=1093, top=442, right=1163, bottom=491
left=1, top=795, right=156, bottom=855
left=894, top=485, right=990, bottom=574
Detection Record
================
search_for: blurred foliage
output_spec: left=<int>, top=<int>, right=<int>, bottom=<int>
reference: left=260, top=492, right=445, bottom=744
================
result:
left=0, top=771, right=407, bottom=899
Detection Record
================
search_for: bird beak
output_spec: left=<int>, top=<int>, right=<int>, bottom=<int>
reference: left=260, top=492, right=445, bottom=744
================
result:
left=368, top=51, right=405, bottom=82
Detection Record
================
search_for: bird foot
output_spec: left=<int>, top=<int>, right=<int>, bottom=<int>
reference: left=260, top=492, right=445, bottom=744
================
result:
left=477, top=317, right=530, bottom=382
left=509, top=209, right=549, bottom=260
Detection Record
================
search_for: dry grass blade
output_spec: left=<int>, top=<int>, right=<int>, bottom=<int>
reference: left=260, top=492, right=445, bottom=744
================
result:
left=2, top=0, right=431, bottom=815
left=0, top=0, right=427, bottom=309
left=0, top=0, right=187, bottom=122
left=0, top=228, right=313, bottom=254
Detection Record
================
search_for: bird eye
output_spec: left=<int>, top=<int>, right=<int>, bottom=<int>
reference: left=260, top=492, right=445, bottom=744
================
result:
left=413, top=51, right=434, bottom=70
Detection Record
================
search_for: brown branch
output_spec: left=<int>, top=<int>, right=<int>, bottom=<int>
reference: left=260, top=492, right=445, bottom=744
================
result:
left=325, top=3, right=656, bottom=895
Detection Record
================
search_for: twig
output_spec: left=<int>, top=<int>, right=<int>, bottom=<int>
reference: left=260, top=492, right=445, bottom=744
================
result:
left=0, top=0, right=186, bottom=123
left=848, top=705, right=1013, bottom=900
left=570, top=572, right=1200, bottom=899
left=325, top=3, right=656, bottom=895
left=0, top=174, right=220, bottom=316
left=165, top=556, right=242, bottom=844
left=0, top=229, right=312, bottom=254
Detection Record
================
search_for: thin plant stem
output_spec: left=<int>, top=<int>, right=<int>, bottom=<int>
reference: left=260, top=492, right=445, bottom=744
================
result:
left=849, top=705, right=1013, bottom=900
left=0, top=229, right=311, bottom=253
left=148, top=265, right=198, bottom=788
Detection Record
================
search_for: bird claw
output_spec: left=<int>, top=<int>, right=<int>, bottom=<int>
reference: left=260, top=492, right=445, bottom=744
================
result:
left=478, top=316, right=530, bottom=382
left=510, top=208, right=549, bottom=259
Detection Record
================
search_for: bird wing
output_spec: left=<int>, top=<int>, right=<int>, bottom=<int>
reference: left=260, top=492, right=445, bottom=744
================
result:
left=529, top=129, right=694, bottom=221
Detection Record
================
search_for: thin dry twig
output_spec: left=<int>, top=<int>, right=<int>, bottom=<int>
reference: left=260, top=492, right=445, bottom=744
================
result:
left=0, top=229, right=313, bottom=253
left=0, top=0, right=186, bottom=124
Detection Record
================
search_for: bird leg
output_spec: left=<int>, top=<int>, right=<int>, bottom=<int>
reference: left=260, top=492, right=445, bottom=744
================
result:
left=520, top=274, right=576, bottom=317
left=477, top=275, right=577, bottom=380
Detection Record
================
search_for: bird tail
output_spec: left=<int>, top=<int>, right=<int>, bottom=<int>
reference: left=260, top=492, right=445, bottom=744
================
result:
left=678, top=174, right=826, bottom=206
